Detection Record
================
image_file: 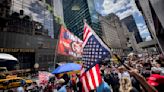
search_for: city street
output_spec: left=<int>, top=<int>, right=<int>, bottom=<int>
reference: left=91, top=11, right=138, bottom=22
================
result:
left=0, top=0, right=164, bottom=92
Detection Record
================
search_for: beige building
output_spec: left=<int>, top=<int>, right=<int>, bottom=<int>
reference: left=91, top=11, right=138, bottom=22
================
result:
left=99, top=13, right=127, bottom=56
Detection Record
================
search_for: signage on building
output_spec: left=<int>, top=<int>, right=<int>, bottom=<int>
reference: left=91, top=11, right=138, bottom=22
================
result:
left=0, top=48, right=35, bottom=52
left=58, top=26, right=83, bottom=57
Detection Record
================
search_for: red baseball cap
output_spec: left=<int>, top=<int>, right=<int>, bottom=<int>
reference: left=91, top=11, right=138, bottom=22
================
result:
left=147, top=74, right=164, bottom=86
left=147, top=80, right=159, bottom=86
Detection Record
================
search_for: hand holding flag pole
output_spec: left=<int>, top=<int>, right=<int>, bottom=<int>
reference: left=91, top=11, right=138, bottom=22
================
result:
left=113, top=54, right=130, bottom=70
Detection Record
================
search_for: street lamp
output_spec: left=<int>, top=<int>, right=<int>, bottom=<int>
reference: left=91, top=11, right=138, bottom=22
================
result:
left=34, top=63, right=39, bottom=75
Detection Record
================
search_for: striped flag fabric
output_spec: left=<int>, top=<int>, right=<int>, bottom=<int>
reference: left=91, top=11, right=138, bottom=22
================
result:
left=81, top=64, right=102, bottom=92
left=80, top=22, right=111, bottom=92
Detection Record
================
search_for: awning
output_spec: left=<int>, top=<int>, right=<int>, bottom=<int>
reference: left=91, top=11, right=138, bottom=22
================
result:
left=0, top=53, right=18, bottom=61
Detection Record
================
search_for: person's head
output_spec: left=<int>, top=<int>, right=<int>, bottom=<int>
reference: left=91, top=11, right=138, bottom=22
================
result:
left=120, top=77, right=133, bottom=92
left=127, top=53, right=134, bottom=61
left=32, top=82, right=37, bottom=86
left=143, top=62, right=152, bottom=70
left=118, top=66, right=126, bottom=73
left=7, top=90, right=14, bottom=92
left=57, top=78, right=65, bottom=86
left=151, top=67, right=161, bottom=74
left=156, top=60, right=164, bottom=67
left=159, top=54, right=164, bottom=62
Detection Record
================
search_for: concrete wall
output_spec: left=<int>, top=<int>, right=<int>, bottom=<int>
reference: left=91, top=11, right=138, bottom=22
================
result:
left=150, top=0, right=164, bottom=28
left=138, top=0, right=164, bottom=53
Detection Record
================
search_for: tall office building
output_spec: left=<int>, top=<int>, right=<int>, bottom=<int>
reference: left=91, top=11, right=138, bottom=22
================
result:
left=99, top=13, right=127, bottom=56
left=121, top=15, right=143, bottom=43
left=135, top=0, right=164, bottom=53
left=121, top=22, right=141, bottom=52
left=0, top=0, right=57, bottom=71
left=53, top=0, right=64, bottom=39
left=53, top=0, right=64, bottom=20
left=62, top=0, right=102, bottom=39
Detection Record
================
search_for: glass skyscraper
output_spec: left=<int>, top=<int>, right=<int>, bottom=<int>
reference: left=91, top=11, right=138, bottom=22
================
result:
left=121, top=15, right=143, bottom=43
left=11, top=0, right=54, bottom=38
left=62, top=0, right=102, bottom=39
left=0, top=0, right=56, bottom=71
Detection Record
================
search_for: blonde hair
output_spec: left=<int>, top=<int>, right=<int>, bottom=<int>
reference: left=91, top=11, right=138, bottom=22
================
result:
left=119, top=77, right=133, bottom=92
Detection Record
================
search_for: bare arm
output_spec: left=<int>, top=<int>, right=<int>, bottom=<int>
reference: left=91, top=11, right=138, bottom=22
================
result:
left=128, top=69, right=157, bottom=92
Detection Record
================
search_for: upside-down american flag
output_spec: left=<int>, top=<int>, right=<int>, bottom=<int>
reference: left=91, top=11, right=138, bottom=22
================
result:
left=80, top=22, right=111, bottom=92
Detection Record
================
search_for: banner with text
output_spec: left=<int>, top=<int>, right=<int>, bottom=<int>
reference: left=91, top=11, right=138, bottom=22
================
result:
left=58, top=26, right=83, bottom=57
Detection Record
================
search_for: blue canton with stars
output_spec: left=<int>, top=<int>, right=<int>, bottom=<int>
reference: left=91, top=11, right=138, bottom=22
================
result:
left=82, top=35, right=111, bottom=68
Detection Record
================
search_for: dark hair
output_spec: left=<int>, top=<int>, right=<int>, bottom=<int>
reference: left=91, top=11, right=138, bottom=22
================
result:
left=156, top=60, right=164, bottom=67
left=8, top=90, right=14, bottom=92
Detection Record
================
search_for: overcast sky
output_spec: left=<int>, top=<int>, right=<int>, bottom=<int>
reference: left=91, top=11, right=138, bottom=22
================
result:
left=94, top=0, right=152, bottom=41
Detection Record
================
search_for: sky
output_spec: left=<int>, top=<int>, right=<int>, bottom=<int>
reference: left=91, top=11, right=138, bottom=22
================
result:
left=94, top=0, right=152, bottom=41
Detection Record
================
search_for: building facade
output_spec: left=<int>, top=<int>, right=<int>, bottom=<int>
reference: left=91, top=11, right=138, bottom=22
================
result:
left=53, top=0, right=64, bottom=20
left=121, top=22, right=141, bottom=53
left=0, top=0, right=57, bottom=71
left=121, top=15, right=143, bottom=44
left=99, top=14, right=127, bottom=56
left=62, top=0, right=102, bottom=39
left=135, top=0, right=164, bottom=54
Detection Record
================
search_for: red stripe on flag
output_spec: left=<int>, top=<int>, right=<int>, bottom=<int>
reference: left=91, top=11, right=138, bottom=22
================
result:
left=95, top=64, right=102, bottom=86
left=84, top=25, right=87, bottom=34
left=84, top=73, right=91, bottom=91
left=80, top=64, right=103, bottom=92
left=89, top=68, right=96, bottom=89
left=83, top=28, right=90, bottom=41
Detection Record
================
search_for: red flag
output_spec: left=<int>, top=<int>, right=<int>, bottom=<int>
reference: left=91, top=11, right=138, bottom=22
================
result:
left=80, top=64, right=102, bottom=92
left=57, top=26, right=83, bottom=57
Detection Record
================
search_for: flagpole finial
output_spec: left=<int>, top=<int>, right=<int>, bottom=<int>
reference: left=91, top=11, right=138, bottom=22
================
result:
left=83, top=19, right=87, bottom=23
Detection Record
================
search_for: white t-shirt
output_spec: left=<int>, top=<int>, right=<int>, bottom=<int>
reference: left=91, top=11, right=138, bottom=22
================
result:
left=17, top=86, right=24, bottom=92
left=118, top=71, right=130, bottom=80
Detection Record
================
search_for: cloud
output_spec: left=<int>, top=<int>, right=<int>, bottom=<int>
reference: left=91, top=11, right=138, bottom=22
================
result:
left=136, top=22, right=150, bottom=38
left=94, top=0, right=139, bottom=19
left=116, top=7, right=133, bottom=19
left=145, top=35, right=152, bottom=41
left=139, top=28, right=149, bottom=37
left=137, top=23, right=147, bottom=30
left=94, top=0, right=151, bottom=40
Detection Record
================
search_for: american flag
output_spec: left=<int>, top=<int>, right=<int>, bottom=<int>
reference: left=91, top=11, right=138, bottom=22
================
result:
left=80, top=22, right=111, bottom=92
left=82, top=22, right=111, bottom=68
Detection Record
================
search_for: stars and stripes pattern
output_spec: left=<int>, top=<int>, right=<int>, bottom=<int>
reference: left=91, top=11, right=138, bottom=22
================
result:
left=80, top=64, right=102, bottom=92
left=80, top=22, right=111, bottom=92
left=82, top=22, right=111, bottom=68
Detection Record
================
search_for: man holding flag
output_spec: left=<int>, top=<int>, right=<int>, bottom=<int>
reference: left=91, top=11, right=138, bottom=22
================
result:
left=80, top=22, right=111, bottom=92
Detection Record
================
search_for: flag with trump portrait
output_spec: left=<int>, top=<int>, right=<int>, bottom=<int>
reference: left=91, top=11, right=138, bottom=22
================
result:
left=80, top=22, right=111, bottom=92
left=58, top=26, right=83, bottom=57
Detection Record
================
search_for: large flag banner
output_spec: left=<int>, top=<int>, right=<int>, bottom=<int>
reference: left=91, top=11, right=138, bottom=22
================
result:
left=81, top=22, right=111, bottom=92
left=58, top=26, right=83, bottom=57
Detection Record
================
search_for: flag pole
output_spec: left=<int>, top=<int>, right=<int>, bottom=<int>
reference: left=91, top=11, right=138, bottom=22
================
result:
left=113, top=54, right=130, bottom=70
left=83, top=19, right=87, bottom=25
left=53, top=25, right=62, bottom=69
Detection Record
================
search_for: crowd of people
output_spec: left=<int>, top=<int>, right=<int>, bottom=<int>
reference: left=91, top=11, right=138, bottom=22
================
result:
left=101, top=53, right=164, bottom=92
left=5, top=53, right=164, bottom=92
